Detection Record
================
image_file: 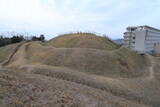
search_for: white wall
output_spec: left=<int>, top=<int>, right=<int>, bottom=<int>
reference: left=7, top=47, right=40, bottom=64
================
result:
left=154, top=44, right=160, bottom=53
left=135, top=30, right=146, bottom=53
left=145, top=30, right=160, bottom=53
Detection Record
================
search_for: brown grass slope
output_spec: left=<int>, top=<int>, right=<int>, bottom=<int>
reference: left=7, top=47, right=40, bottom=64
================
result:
left=0, top=69, right=148, bottom=107
left=0, top=43, right=21, bottom=63
left=0, top=39, right=159, bottom=106
left=47, top=32, right=120, bottom=50
left=27, top=42, right=149, bottom=78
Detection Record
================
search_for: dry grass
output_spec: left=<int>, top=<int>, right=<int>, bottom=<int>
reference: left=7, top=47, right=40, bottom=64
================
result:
left=0, top=43, right=20, bottom=63
left=0, top=69, right=148, bottom=107
left=47, top=32, right=120, bottom=50
left=0, top=34, right=159, bottom=107
left=26, top=42, right=149, bottom=78
left=22, top=64, right=158, bottom=107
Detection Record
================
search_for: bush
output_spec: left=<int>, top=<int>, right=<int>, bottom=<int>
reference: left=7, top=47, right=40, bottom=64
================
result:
left=0, top=33, right=46, bottom=47
left=11, top=36, right=24, bottom=43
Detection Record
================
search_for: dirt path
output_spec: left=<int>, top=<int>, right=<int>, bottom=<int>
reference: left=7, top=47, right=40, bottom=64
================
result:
left=1, top=42, right=25, bottom=66
left=148, top=64, right=154, bottom=79
left=0, top=42, right=32, bottom=68
left=146, top=55, right=155, bottom=80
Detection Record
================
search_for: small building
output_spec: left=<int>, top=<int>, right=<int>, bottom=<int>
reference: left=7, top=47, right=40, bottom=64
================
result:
left=124, top=25, right=160, bottom=54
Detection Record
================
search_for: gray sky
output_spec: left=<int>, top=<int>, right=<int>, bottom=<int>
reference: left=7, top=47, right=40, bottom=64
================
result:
left=0, top=0, right=160, bottom=39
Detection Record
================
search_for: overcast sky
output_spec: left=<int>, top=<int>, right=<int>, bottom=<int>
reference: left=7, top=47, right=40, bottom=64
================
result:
left=0, top=0, right=160, bottom=39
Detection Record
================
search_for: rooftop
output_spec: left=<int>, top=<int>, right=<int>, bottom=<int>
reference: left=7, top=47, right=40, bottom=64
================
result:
left=126, top=25, right=160, bottom=32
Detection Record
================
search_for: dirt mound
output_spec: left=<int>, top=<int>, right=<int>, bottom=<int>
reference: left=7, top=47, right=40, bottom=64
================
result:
left=25, top=42, right=149, bottom=78
left=0, top=41, right=160, bottom=107
left=47, top=33, right=120, bottom=50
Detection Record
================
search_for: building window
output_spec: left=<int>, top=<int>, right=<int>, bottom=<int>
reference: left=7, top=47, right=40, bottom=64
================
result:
left=133, top=37, right=136, bottom=39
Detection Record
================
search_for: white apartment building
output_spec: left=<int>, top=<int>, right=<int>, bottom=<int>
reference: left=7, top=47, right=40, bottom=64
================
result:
left=124, top=25, right=160, bottom=53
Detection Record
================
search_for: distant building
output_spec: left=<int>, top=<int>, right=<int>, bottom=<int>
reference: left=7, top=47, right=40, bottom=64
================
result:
left=124, top=25, right=160, bottom=53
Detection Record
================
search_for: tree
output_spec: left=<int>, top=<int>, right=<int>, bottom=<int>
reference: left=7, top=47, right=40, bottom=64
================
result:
left=11, top=36, right=24, bottom=43
left=31, top=35, right=45, bottom=42
left=40, top=34, right=45, bottom=42
left=0, top=32, right=46, bottom=47
left=31, top=36, right=38, bottom=41
left=0, top=36, right=11, bottom=47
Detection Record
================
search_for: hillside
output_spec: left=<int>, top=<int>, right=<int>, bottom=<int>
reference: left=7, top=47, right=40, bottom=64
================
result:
left=46, top=33, right=149, bottom=77
left=47, top=33, right=120, bottom=50
left=0, top=43, right=22, bottom=63
left=26, top=42, right=149, bottom=78
left=0, top=34, right=159, bottom=107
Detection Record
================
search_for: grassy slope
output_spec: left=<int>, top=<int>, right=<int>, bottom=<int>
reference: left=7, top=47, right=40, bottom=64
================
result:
left=28, top=42, right=149, bottom=78
left=25, top=43, right=160, bottom=106
left=45, top=33, right=149, bottom=77
left=0, top=41, right=159, bottom=106
left=0, top=69, right=148, bottom=107
left=47, top=33, right=120, bottom=50
left=0, top=33, right=158, bottom=107
left=0, top=43, right=20, bottom=63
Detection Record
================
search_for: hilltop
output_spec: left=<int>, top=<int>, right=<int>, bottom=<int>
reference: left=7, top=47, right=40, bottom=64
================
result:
left=0, top=33, right=159, bottom=107
left=47, top=32, right=120, bottom=50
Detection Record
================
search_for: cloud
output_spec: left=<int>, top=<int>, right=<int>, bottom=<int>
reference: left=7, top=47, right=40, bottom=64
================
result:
left=0, top=0, right=160, bottom=39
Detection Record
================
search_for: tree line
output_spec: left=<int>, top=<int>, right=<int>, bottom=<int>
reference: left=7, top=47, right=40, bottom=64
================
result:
left=0, top=34, right=45, bottom=47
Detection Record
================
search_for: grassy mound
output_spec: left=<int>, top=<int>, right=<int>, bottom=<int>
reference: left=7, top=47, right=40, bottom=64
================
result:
left=47, top=33, right=120, bottom=50
left=27, top=42, right=149, bottom=78
left=0, top=41, right=159, bottom=106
